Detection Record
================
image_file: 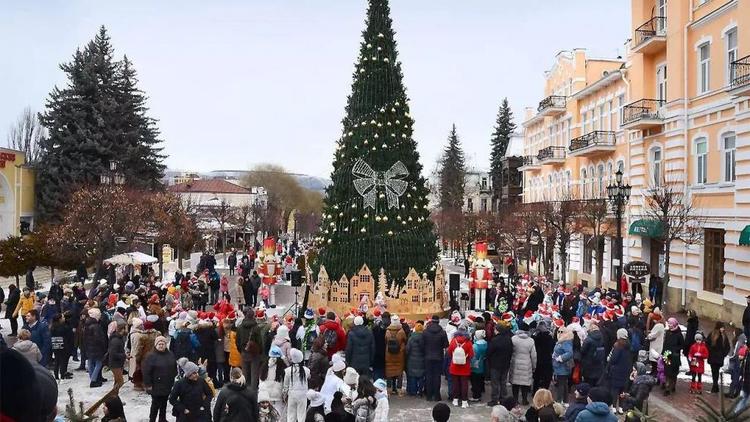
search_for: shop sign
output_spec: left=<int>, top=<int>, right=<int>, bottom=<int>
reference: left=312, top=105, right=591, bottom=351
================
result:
left=624, top=261, right=650, bottom=279
left=0, top=152, right=17, bottom=168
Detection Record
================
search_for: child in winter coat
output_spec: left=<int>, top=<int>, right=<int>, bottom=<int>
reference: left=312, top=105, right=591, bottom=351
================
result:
left=260, top=285, right=270, bottom=308
left=258, top=390, right=281, bottom=422
left=373, top=379, right=390, bottom=422
left=448, top=329, right=475, bottom=408
left=470, top=330, right=487, bottom=402
left=688, top=333, right=710, bottom=394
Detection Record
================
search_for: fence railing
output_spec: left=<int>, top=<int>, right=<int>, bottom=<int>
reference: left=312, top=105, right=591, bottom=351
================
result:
left=537, top=146, right=566, bottom=161
left=569, top=131, right=616, bottom=153
left=622, top=99, right=665, bottom=126
left=633, top=16, right=666, bottom=47
left=537, top=95, right=566, bottom=113
left=731, top=55, right=750, bottom=90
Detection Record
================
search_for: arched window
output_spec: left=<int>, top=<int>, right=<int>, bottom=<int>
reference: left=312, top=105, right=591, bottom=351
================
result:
left=588, top=165, right=595, bottom=199
left=581, top=168, right=587, bottom=199
left=607, top=162, right=613, bottom=183
left=722, top=132, right=736, bottom=182
left=597, top=164, right=605, bottom=197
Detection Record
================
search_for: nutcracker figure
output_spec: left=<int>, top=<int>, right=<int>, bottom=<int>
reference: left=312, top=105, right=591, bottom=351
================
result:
left=469, top=241, right=493, bottom=311
left=257, top=238, right=282, bottom=307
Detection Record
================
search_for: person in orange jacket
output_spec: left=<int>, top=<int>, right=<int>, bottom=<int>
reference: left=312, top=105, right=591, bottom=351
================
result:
left=688, top=333, right=709, bottom=394
left=447, top=328, right=475, bottom=408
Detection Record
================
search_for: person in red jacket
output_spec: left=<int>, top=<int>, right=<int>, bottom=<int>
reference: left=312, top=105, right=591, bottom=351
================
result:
left=688, top=333, right=710, bottom=394
left=320, top=312, right=347, bottom=358
left=447, top=329, right=474, bottom=408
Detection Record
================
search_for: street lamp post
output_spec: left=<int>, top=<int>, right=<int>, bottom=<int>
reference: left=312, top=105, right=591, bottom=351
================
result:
left=607, top=169, right=632, bottom=286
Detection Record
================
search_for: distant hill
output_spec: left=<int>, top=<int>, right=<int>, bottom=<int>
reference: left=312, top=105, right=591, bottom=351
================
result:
left=163, top=169, right=331, bottom=193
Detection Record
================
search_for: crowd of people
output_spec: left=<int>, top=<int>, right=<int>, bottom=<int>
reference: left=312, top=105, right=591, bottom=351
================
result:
left=2, top=251, right=750, bottom=422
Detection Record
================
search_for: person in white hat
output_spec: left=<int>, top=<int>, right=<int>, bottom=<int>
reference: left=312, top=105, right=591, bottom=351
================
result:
left=257, top=389, right=281, bottom=421
left=319, top=359, right=351, bottom=413
left=283, top=348, right=309, bottom=422
left=305, top=390, right=326, bottom=422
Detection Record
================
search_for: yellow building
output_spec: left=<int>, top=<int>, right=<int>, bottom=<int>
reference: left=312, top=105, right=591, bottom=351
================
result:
left=0, top=147, right=35, bottom=238
left=521, top=0, right=750, bottom=321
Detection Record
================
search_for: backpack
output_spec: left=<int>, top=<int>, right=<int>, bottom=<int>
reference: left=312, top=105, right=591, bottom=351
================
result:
left=303, top=325, right=318, bottom=351
left=387, top=332, right=401, bottom=354
left=323, top=328, right=338, bottom=352
left=452, top=342, right=467, bottom=365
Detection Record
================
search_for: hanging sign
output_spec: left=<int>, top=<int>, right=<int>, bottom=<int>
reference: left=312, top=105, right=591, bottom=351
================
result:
left=624, top=261, right=650, bottom=279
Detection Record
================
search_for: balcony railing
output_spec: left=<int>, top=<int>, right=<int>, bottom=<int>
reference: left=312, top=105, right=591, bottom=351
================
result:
left=633, top=16, right=666, bottom=48
left=537, top=95, right=566, bottom=113
left=520, top=155, right=540, bottom=168
left=536, top=146, right=566, bottom=162
left=730, top=55, right=750, bottom=91
left=569, top=131, right=616, bottom=154
left=622, top=99, right=664, bottom=127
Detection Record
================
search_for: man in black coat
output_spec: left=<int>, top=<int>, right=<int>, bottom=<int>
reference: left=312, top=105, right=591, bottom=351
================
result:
left=421, top=315, right=449, bottom=401
left=227, top=250, right=237, bottom=276
left=82, top=308, right=107, bottom=388
left=371, top=312, right=389, bottom=381
left=580, top=323, right=605, bottom=384
left=4, top=285, right=20, bottom=336
left=345, top=316, right=375, bottom=376
left=143, top=336, right=178, bottom=422
left=532, top=321, right=554, bottom=391
left=486, top=324, right=513, bottom=405
left=213, top=368, right=258, bottom=422
left=169, top=361, right=213, bottom=421
left=743, top=295, right=750, bottom=340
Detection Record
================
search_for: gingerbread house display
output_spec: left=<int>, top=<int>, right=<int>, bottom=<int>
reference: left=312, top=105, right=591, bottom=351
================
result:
left=308, top=263, right=448, bottom=319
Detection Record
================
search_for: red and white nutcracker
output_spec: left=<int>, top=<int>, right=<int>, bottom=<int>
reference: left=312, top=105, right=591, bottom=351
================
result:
left=469, top=241, right=493, bottom=311
left=256, top=238, right=282, bottom=307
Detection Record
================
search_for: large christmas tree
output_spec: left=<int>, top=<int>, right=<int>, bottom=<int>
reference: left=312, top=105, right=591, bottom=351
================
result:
left=315, top=0, right=439, bottom=284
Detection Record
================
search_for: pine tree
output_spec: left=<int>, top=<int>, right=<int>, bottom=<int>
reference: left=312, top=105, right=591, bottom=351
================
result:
left=438, top=124, right=466, bottom=212
left=36, top=26, right=165, bottom=223
left=314, top=0, right=438, bottom=284
left=489, top=98, right=516, bottom=210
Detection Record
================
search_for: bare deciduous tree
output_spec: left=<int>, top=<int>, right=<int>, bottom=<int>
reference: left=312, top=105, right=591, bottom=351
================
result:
left=579, top=198, right=614, bottom=287
left=7, top=107, right=45, bottom=163
left=642, top=179, right=704, bottom=303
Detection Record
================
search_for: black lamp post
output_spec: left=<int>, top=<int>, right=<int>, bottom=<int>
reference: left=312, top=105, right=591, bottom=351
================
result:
left=607, top=169, right=632, bottom=285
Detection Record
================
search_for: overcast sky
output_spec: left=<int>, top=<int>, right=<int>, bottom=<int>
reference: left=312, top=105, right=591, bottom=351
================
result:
left=1, top=0, right=630, bottom=178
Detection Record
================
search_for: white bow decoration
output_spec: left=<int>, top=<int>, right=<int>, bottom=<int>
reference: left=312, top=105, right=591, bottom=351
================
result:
left=352, top=159, right=409, bottom=209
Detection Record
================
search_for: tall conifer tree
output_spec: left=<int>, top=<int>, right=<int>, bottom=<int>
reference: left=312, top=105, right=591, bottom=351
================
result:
left=315, top=0, right=438, bottom=284
left=438, top=124, right=466, bottom=213
left=489, top=98, right=516, bottom=210
left=36, top=26, right=165, bottom=222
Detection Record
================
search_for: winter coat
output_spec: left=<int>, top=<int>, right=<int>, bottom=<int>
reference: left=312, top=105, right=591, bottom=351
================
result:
left=552, top=339, right=574, bottom=376
left=4, top=288, right=20, bottom=319
left=662, top=328, right=684, bottom=377
left=607, top=340, right=632, bottom=390
left=227, top=331, right=242, bottom=367
left=371, top=321, right=387, bottom=370
left=532, top=330, right=554, bottom=385
left=346, top=325, right=375, bottom=372
left=574, top=402, right=617, bottom=422
left=50, top=322, right=74, bottom=355
left=83, top=317, right=107, bottom=360
left=271, top=335, right=292, bottom=365
left=213, top=382, right=259, bottom=422
left=107, top=332, right=127, bottom=369
left=646, top=323, right=665, bottom=362
left=169, top=377, right=213, bottom=421
left=12, top=293, right=35, bottom=318
left=12, top=339, right=42, bottom=363
left=351, top=396, right=377, bottom=422
left=194, top=324, right=218, bottom=362
left=707, top=333, right=731, bottom=366
left=564, top=397, right=588, bottom=422
left=308, top=346, right=329, bottom=390
left=580, top=329, right=605, bottom=381
left=486, top=328, right=513, bottom=372
left=283, top=364, right=310, bottom=397
left=320, top=320, right=347, bottom=358
left=626, top=374, right=657, bottom=411
left=373, top=393, right=389, bottom=422
left=688, top=341, right=709, bottom=374
left=405, top=331, right=426, bottom=377
left=142, top=349, right=178, bottom=396
left=470, top=338, right=487, bottom=375
left=384, top=325, right=407, bottom=378
left=259, top=358, right=284, bottom=402
left=172, top=328, right=200, bottom=362
left=510, top=331, right=537, bottom=386
left=683, top=315, right=699, bottom=357
left=421, top=321, right=448, bottom=361
left=129, top=328, right=158, bottom=376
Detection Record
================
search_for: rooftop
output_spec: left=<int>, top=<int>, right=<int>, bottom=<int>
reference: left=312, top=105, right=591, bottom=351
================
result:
left=169, top=179, right=251, bottom=194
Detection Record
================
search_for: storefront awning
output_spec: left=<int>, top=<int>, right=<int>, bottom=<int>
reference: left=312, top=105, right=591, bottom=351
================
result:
left=740, top=225, right=750, bottom=246
left=629, top=219, right=663, bottom=238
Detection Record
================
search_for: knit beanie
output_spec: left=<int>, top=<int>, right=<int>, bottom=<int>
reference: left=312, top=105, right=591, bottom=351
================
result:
left=616, top=328, right=628, bottom=340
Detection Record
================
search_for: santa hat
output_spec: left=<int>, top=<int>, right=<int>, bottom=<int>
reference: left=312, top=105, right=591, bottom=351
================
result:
left=604, top=310, right=615, bottom=321
left=255, top=308, right=266, bottom=319
left=226, top=311, right=237, bottom=321
left=501, top=312, right=513, bottom=322
left=318, top=307, right=327, bottom=316
left=614, top=306, right=625, bottom=318
left=553, top=318, right=565, bottom=328
left=523, top=310, right=535, bottom=325
left=372, top=308, right=382, bottom=318
left=467, top=314, right=476, bottom=322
